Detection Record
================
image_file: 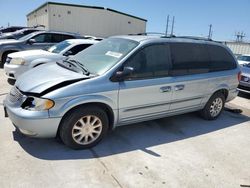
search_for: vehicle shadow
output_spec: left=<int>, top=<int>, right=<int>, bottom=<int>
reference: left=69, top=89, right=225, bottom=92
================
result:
left=238, top=91, right=250, bottom=99
left=13, top=111, right=250, bottom=160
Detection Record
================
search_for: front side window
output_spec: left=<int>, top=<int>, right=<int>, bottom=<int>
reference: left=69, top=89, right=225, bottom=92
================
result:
left=170, top=43, right=210, bottom=76
left=70, top=38, right=138, bottom=75
left=124, top=44, right=171, bottom=80
left=32, top=34, right=51, bottom=43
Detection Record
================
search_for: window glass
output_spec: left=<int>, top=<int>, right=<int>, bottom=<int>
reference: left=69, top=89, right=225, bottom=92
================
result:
left=237, top=55, right=250, bottom=62
left=170, top=43, right=210, bottom=76
left=66, top=44, right=93, bottom=55
left=51, top=34, right=75, bottom=43
left=32, top=34, right=51, bottom=43
left=208, top=45, right=236, bottom=71
left=124, top=44, right=171, bottom=80
left=71, top=38, right=138, bottom=75
left=47, top=40, right=71, bottom=54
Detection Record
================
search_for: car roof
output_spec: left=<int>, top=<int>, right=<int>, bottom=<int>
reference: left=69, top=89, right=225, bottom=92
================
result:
left=29, top=30, right=81, bottom=36
left=111, top=35, right=223, bottom=46
left=64, top=39, right=99, bottom=44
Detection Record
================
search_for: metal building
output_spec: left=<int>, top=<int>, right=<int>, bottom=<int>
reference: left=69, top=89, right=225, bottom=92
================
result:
left=26, top=2, right=147, bottom=37
left=224, top=41, right=250, bottom=55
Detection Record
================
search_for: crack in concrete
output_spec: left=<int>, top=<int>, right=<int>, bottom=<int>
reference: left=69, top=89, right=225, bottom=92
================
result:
left=90, top=149, right=123, bottom=188
left=0, top=93, right=8, bottom=96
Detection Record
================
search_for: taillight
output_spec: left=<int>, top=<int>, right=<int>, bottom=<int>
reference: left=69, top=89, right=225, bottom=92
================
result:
left=237, top=71, right=242, bottom=82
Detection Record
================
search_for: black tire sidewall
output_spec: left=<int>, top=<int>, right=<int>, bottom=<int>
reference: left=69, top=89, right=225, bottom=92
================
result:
left=60, top=106, right=109, bottom=149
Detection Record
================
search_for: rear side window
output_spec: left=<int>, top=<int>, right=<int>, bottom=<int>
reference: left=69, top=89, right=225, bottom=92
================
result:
left=208, top=45, right=236, bottom=71
left=170, top=43, right=210, bottom=76
left=66, top=44, right=93, bottom=55
left=51, top=34, right=75, bottom=43
left=124, top=44, right=171, bottom=80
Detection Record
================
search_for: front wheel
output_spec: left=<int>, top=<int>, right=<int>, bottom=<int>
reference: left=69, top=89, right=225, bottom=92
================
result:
left=200, top=92, right=225, bottom=120
left=59, top=106, right=109, bottom=149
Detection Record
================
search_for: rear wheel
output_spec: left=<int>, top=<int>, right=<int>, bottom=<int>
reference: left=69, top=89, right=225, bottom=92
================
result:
left=59, top=106, right=109, bottom=149
left=200, top=92, right=225, bottom=120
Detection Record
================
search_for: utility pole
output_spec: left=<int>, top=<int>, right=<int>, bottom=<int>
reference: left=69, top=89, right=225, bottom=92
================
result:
left=165, top=15, right=169, bottom=36
left=235, top=31, right=245, bottom=42
left=208, top=24, right=212, bottom=39
left=171, top=16, right=175, bottom=36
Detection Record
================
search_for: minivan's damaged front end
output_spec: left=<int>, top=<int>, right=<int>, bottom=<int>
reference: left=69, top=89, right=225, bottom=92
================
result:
left=3, top=63, right=99, bottom=137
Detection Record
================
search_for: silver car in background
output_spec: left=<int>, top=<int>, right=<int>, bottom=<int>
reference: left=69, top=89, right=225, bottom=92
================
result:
left=4, top=39, right=99, bottom=79
left=0, top=30, right=82, bottom=67
left=238, top=63, right=250, bottom=94
left=4, top=35, right=241, bottom=149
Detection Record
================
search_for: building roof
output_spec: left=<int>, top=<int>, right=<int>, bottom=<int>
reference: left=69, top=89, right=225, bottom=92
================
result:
left=27, top=1, right=147, bottom=22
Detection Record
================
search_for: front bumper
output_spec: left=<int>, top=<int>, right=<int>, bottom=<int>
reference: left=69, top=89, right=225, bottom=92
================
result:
left=238, top=81, right=250, bottom=94
left=3, top=98, right=61, bottom=138
left=4, top=63, right=28, bottom=80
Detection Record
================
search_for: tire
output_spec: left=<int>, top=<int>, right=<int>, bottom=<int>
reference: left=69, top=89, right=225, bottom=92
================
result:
left=200, top=92, right=225, bottom=120
left=59, top=105, right=109, bottom=149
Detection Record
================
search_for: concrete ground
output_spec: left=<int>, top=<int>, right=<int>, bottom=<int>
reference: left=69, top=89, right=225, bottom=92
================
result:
left=0, top=69, right=249, bottom=188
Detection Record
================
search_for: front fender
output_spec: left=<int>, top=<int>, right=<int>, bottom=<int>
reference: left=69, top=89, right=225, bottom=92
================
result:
left=29, top=58, right=54, bottom=68
left=49, top=94, right=117, bottom=118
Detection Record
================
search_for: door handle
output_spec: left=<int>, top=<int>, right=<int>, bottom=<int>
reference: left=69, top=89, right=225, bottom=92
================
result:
left=160, top=86, right=171, bottom=93
left=174, top=85, right=185, bottom=91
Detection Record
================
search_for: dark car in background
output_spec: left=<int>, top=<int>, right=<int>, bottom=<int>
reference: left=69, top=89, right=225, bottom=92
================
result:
left=0, top=30, right=82, bottom=67
left=0, top=26, right=27, bottom=34
left=0, top=28, right=42, bottom=40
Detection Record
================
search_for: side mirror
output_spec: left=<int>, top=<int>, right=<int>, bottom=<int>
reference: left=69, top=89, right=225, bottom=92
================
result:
left=28, top=39, right=36, bottom=44
left=111, top=66, right=134, bottom=82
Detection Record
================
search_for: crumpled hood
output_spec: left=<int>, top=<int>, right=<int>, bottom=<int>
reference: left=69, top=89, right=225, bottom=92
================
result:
left=8, top=49, right=58, bottom=59
left=15, top=63, right=90, bottom=94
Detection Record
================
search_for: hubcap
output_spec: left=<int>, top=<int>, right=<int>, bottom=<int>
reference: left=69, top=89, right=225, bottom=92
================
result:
left=209, top=97, right=223, bottom=117
left=72, top=115, right=102, bottom=145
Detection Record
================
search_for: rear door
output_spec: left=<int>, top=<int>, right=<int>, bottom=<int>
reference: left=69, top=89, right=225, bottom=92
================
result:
left=169, top=42, right=211, bottom=112
left=118, top=44, right=175, bottom=124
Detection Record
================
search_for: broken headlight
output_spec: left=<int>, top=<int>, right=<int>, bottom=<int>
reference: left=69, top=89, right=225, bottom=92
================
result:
left=22, top=97, right=54, bottom=111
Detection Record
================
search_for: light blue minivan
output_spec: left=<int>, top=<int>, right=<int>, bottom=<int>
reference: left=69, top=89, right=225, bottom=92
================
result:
left=4, top=35, right=241, bottom=149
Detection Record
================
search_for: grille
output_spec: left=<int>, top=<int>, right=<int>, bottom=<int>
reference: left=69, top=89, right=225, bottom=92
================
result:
left=8, top=87, right=23, bottom=103
left=238, top=85, right=250, bottom=92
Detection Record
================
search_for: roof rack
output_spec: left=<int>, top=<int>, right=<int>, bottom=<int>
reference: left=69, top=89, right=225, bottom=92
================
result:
left=129, top=32, right=167, bottom=36
left=162, top=35, right=213, bottom=41
left=128, top=33, right=221, bottom=43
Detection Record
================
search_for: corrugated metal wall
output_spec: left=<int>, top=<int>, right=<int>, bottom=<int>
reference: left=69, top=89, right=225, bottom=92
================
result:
left=27, top=5, right=49, bottom=29
left=225, top=42, right=250, bottom=55
left=27, top=3, right=146, bottom=37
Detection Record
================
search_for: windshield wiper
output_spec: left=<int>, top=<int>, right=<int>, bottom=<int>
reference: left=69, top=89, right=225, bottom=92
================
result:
left=67, top=59, right=90, bottom=75
left=62, top=59, right=90, bottom=75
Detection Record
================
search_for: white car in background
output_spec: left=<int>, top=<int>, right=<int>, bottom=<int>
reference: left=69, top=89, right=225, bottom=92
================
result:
left=237, top=54, right=250, bottom=65
left=4, top=39, right=99, bottom=79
